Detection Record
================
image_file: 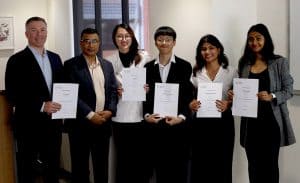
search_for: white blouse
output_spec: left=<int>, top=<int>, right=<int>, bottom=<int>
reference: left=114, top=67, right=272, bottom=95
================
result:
left=191, top=65, right=238, bottom=100
left=105, top=50, right=151, bottom=123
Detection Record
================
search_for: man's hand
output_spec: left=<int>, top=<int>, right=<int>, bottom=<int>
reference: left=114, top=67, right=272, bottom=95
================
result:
left=97, top=110, right=113, bottom=121
left=165, top=116, right=184, bottom=126
left=43, top=101, right=61, bottom=115
left=90, top=113, right=106, bottom=125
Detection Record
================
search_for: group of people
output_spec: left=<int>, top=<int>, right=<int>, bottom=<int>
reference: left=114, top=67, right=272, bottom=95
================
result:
left=5, top=16, right=295, bottom=183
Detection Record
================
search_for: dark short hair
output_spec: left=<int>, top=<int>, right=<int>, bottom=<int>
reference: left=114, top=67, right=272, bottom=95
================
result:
left=80, top=28, right=99, bottom=39
left=154, top=26, right=176, bottom=40
left=25, top=16, right=47, bottom=27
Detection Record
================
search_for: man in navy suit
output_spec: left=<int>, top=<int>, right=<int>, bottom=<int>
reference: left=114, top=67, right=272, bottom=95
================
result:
left=143, top=26, right=194, bottom=183
left=5, top=16, right=64, bottom=183
left=64, top=28, right=118, bottom=183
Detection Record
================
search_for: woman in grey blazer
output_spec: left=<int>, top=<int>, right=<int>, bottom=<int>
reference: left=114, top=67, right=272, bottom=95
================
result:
left=237, top=23, right=296, bottom=183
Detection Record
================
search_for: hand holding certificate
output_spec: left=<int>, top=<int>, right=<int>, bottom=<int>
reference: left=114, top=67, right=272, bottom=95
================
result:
left=121, top=68, right=146, bottom=101
left=232, top=78, right=258, bottom=118
left=197, top=82, right=223, bottom=118
left=153, top=83, right=179, bottom=117
left=52, top=83, right=79, bottom=119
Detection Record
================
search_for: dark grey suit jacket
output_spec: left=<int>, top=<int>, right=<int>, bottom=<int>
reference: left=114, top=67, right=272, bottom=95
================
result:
left=239, top=56, right=296, bottom=146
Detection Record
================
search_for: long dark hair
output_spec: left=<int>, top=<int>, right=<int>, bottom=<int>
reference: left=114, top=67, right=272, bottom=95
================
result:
left=193, top=34, right=228, bottom=76
left=112, top=23, right=141, bottom=65
left=240, top=23, right=276, bottom=67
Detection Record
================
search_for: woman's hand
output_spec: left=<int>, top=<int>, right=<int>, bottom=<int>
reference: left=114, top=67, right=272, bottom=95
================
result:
left=189, top=99, right=201, bottom=112
left=117, top=86, right=123, bottom=97
left=216, top=100, right=230, bottom=112
left=144, top=84, right=149, bottom=93
left=257, top=91, right=273, bottom=102
left=227, top=90, right=234, bottom=101
left=145, top=113, right=162, bottom=124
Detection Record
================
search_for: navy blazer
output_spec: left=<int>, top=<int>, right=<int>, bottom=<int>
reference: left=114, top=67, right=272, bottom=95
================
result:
left=64, top=54, right=118, bottom=120
left=143, top=56, right=194, bottom=120
left=5, top=47, right=64, bottom=130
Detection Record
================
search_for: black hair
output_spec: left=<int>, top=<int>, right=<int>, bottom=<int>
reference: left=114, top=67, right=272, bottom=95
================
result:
left=154, top=26, right=177, bottom=40
left=80, top=28, right=99, bottom=40
left=193, top=34, right=228, bottom=76
left=111, top=23, right=141, bottom=66
left=240, top=23, right=276, bottom=66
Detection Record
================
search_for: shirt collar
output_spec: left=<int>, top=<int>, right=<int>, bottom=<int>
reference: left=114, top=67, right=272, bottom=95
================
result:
left=28, top=45, right=47, bottom=57
left=154, top=53, right=176, bottom=65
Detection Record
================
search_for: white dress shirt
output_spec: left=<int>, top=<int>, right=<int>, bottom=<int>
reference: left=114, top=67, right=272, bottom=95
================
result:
left=191, top=65, right=238, bottom=100
left=106, top=50, right=150, bottom=123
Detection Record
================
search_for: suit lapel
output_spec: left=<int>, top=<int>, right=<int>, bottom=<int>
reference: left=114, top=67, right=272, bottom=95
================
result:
left=77, top=55, right=94, bottom=89
left=26, top=47, right=51, bottom=95
left=166, top=62, right=176, bottom=83
left=154, top=63, right=162, bottom=83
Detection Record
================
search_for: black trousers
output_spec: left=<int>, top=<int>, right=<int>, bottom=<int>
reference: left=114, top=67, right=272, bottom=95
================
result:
left=245, top=115, right=281, bottom=183
left=144, top=120, right=190, bottom=183
left=112, top=122, right=148, bottom=183
left=68, top=121, right=111, bottom=183
left=190, top=111, right=235, bottom=183
left=15, top=120, right=62, bottom=183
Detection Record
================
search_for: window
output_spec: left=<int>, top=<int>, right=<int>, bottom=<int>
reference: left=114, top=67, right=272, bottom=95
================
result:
left=73, top=0, right=149, bottom=57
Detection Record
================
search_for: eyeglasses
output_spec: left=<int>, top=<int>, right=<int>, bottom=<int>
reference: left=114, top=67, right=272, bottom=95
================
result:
left=116, top=34, right=132, bottom=41
left=81, top=39, right=99, bottom=45
left=156, top=38, right=173, bottom=45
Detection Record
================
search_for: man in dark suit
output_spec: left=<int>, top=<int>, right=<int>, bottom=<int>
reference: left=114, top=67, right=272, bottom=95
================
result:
left=143, top=26, right=194, bottom=183
left=5, top=16, right=64, bottom=183
left=64, top=28, right=117, bottom=183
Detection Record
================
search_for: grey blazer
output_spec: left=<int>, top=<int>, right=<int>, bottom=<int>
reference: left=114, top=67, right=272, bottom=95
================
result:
left=239, top=56, right=296, bottom=147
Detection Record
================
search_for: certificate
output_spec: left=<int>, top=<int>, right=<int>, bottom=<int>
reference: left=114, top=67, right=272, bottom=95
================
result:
left=232, top=78, right=258, bottom=118
left=52, top=83, right=79, bottom=119
left=196, top=82, right=223, bottom=118
left=122, top=68, right=146, bottom=101
left=153, top=83, right=179, bottom=117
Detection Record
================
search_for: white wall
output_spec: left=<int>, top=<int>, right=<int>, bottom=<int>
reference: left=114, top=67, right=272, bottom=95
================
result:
left=148, top=0, right=212, bottom=66
left=0, top=0, right=74, bottom=90
left=0, top=0, right=74, bottom=178
left=1, top=0, right=299, bottom=183
left=0, top=0, right=48, bottom=90
left=148, top=1, right=299, bottom=183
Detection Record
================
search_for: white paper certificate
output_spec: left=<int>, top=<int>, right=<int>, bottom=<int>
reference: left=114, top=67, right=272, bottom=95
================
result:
left=122, top=68, right=146, bottom=101
left=196, top=82, right=223, bottom=118
left=232, top=78, right=258, bottom=118
left=153, top=83, right=179, bottom=117
left=52, top=83, right=79, bottom=119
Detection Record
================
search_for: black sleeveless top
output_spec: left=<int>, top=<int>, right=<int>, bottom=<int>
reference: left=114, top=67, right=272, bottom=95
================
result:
left=249, top=69, right=274, bottom=120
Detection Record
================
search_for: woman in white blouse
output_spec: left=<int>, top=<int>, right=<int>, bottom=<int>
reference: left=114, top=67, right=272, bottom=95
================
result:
left=105, top=23, right=150, bottom=183
left=189, top=34, right=238, bottom=183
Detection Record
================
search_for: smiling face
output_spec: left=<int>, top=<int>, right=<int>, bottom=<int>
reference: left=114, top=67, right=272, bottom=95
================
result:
left=80, top=33, right=100, bottom=57
left=155, top=35, right=176, bottom=55
left=115, top=27, right=132, bottom=53
left=247, top=31, right=265, bottom=53
left=25, top=20, right=47, bottom=49
left=200, top=42, right=220, bottom=64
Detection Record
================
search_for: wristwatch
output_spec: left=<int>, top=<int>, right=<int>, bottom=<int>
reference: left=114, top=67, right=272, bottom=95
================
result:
left=271, top=93, right=276, bottom=99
